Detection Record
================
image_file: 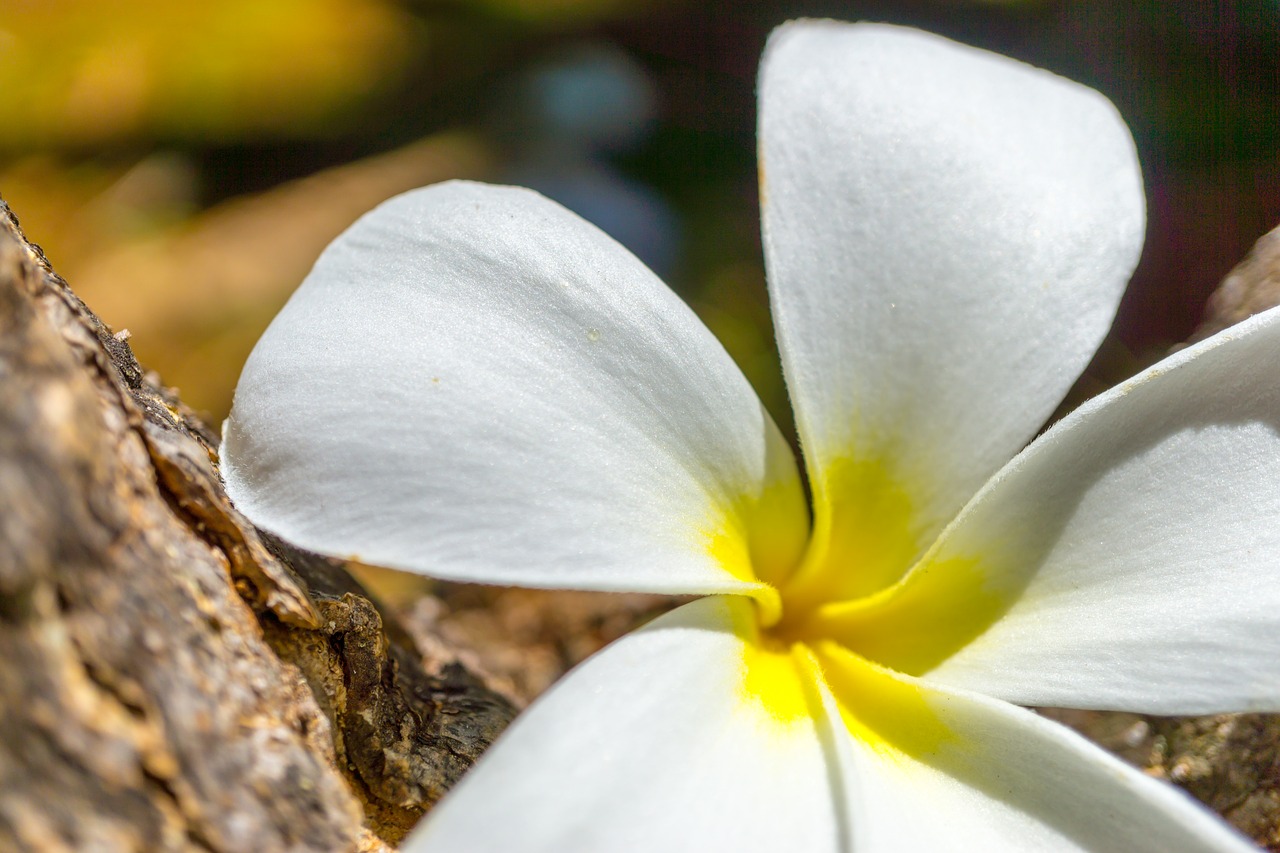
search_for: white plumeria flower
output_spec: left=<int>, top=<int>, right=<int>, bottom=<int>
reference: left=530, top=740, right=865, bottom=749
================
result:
left=220, top=20, right=1280, bottom=853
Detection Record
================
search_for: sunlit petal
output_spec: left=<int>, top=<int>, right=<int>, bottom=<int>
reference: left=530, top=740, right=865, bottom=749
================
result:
left=221, top=182, right=808, bottom=603
left=826, top=308, right=1280, bottom=713
left=407, top=597, right=844, bottom=853
left=759, top=22, right=1144, bottom=599
left=816, top=646, right=1255, bottom=852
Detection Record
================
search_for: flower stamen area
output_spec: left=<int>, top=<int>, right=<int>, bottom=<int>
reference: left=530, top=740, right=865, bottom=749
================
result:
left=721, top=455, right=1007, bottom=758
left=732, top=605, right=954, bottom=761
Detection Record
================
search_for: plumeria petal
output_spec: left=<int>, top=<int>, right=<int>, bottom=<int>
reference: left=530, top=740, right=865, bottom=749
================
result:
left=407, top=596, right=844, bottom=853
left=221, top=181, right=808, bottom=605
left=759, top=21, right=1145, bottom=600
left=818, top=307, right=1280, bottom=713
left=813, top=646, right=1256, bottom=852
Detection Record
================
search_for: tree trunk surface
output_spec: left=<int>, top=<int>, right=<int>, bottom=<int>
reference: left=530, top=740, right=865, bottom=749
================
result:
left=0, top=198, right=514, bottom=852
left=1, top=193, right=1278, bottom=851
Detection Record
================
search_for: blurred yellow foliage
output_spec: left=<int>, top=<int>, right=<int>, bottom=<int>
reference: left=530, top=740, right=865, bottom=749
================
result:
left=59, top=133, right=493, bottom=419
left=0, top=0, right=416, bottom=146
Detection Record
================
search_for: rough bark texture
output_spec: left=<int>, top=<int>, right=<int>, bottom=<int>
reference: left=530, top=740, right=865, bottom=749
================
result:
left=1041, top=709, right=1280, bottom=849
left=1192, top=224, right=1280, bottom=344
left=0, top=198, right=513, bottom=852
left=1, top=188, right=1279, bottom=852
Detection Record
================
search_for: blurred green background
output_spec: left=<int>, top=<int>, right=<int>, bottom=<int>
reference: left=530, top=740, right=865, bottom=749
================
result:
left=3, top=0, right=1278, bottom=444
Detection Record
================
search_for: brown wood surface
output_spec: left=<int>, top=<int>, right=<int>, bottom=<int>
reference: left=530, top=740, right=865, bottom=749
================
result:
left=0, top=198, right=513, bottom=853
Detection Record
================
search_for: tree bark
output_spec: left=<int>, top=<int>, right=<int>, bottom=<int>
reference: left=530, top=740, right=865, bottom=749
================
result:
left=1, top=189, right=1278, bottom=851
left=0, top=198, right=513, bottom=852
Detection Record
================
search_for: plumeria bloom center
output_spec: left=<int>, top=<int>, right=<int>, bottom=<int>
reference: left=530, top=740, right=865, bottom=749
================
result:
left=721, top=459, right=992, bottom=751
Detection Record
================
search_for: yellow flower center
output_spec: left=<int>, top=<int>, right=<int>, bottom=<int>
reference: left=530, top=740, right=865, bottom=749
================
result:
left=711, top=453, right=1011, bottom=755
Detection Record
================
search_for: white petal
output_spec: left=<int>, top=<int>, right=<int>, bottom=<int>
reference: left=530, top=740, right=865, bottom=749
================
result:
left=221, top=182, right=807, bottom=602
left=406, top=597, right=843, bottom=853
left=815, top=646, right=1255, bottom=852
left=828, top=307, right=1280, bottom=713
left=759, top=22, right=1144, bottom=597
